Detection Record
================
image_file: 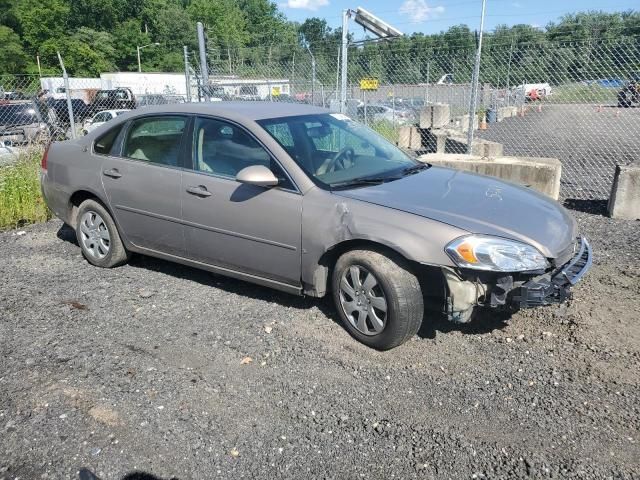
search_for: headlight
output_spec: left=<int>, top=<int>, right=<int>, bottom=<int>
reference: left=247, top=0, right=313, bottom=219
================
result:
left=445, top=235, right=549, bottom=272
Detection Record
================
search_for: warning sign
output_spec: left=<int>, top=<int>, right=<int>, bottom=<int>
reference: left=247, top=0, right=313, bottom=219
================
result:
left=359, top=78, right=379, bottom=91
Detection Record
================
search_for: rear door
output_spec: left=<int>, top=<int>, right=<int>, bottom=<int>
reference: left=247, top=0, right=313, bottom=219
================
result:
left=99, top=115, right=188, bottom=256
left=181, top=116, right=303, bottom=285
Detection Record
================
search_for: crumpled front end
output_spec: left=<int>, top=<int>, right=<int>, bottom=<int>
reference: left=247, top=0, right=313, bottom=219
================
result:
left=441, top=237, right=593, bottom=322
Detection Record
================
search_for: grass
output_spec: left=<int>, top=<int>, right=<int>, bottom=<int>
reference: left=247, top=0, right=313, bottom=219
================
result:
left=369, top=120, right=399, bottom=144
left=0, top=149, right=52, bottom=230
left=549, top=83, right=618, bottom=104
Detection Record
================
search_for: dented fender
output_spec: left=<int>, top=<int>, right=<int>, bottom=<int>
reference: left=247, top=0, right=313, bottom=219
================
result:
left=300, top=187, right=468, bottom=296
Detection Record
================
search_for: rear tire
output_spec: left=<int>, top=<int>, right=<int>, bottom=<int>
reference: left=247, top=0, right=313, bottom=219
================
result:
left=76, top=199, right=129, bottom=268
left=332, top=249, right=424, bottom=350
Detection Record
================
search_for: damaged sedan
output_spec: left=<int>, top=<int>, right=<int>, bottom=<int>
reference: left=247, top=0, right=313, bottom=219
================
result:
left=41, top=102, right=592, bottom=350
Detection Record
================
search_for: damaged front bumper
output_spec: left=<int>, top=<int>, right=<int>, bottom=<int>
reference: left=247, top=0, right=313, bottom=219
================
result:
left=512, top=237, right=592, bottom=308
left=442, top=237, right=593, bottom=322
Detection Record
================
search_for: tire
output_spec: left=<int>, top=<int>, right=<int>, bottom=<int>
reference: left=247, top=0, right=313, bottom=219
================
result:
left=332, top=249, right=424, bottom=350
left=76, top=199, right=129, bottom=268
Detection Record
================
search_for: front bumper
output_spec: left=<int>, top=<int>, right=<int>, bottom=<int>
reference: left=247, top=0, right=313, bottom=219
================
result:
left=512, top=237, right=592, bottom=308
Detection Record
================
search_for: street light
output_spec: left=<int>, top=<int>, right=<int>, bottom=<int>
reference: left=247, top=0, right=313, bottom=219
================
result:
left=137, top=42, right=160, bottom=73
left=339, top=7, right=403, bottom=113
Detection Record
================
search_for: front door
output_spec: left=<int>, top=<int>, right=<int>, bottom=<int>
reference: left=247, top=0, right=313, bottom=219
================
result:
left=181, top=116, right=302, bottom=285
left=100, top=115, right=188, bottom=256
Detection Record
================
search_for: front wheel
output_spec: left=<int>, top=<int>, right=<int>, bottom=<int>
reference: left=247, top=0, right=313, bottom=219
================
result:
left=76, top=199, right=129, bottom=268
left=332, top=249, right=424, bottom=350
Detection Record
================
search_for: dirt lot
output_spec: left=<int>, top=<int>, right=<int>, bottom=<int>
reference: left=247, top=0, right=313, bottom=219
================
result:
left=1, top=211, right=639, bottom=479
left=477, top=104, right=640, bottom=201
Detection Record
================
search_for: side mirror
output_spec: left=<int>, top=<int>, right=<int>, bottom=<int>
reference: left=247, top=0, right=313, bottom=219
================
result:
left=235, top=165, right=279, bottom=187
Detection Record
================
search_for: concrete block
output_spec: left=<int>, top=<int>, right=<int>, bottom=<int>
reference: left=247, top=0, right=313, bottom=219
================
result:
left=397, top=126, right=422, bottom=150
left=459, top=114, right=478, bottom=133
left=417, top=153, right=562, bottom=200
left=608, top=163, right=640, bottom=220
left=447, top=135, right=504, bottom=158
left=420, top=104, right=450, bottom=129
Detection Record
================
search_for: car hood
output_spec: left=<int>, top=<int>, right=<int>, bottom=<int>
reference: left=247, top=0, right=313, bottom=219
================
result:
left=333, top=166, right=577, bottom=259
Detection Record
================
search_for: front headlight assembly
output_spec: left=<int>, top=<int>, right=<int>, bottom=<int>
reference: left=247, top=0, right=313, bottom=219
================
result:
left=445, top=235, right=549, bottom=272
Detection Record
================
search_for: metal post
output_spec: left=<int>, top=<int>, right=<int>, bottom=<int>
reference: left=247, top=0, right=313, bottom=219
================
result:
left=197, top=22, right=209, bottom=102
left=306, top=44, right=316, bottom=106
left=425, top=61, right=430, bottom=103
left=36, top=55, right=42, bottom=77
left=506, top=37, right=514, bottom=92
left=137, top=46, right=142, bottom=73
left=335, top=45, right=340, bottom=101
left=57, top=51, right=76, bottom=139
left=183, top=46, right=191, bottom=103
left=466, top=0, right=487, bottom=154
left=340, top=9, right=350, bottom=113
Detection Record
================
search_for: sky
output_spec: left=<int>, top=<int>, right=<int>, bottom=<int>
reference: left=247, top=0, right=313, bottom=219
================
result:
left=279, top=0, right=639, bottom=38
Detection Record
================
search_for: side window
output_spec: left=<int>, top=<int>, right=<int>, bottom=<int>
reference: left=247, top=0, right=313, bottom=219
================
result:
left=193, top=117, right=294, bottom=189
left=94, top=125, right=123, bottom=156
left=123, top=116, right=186, bottom=167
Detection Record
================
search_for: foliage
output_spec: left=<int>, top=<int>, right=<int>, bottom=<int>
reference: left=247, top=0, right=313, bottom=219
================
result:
left=0, top=150, right=52, bottom=230
left=0, top=0, right=638, bottom=85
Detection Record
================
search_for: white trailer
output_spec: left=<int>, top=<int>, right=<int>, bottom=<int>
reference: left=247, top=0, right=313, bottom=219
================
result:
left=210, top=77, right=291, bottom=100
left=100, top=72, right=191, bottom=98
left=40, top=77, right=102, bottom=101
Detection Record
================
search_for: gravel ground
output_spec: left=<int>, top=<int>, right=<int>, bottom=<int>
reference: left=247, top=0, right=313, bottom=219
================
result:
left=1, top=211, right=639, bottom=480
left=477, top=104, right=640, bottom=201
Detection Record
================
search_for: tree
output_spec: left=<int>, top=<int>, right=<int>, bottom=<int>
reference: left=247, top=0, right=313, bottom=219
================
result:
left=0, top=26, right=29, bottom=73
left=13, top=0, right=70, bottom=51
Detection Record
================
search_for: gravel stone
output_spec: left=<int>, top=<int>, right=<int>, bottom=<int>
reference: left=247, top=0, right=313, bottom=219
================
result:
left=0, top=216, right=638, bottom=479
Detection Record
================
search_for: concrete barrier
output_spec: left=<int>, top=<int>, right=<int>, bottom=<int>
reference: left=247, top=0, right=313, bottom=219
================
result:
left=397, top=126, right=422, bottom=150
left=608, top=163, right=640, bottom=220
left=418, top=153, right=562, bottom=200
left=458, top=114, right=479, bottom=133
left=420, top=104, right=450, bottom=129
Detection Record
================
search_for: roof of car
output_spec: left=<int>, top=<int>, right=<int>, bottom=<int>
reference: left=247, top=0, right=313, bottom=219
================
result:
left=128, top=101, right=332, bottom=121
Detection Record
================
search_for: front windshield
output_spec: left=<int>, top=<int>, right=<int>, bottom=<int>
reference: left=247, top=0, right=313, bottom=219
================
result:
left=258, top=113, right=418, bottom=189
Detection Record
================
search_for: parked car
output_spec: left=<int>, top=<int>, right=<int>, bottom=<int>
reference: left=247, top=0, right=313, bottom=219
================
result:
left=41, top=102, right=591, bottom=350
left=90, top=88, right=136, bottom=114
left=356, top=103, right=415, bottom=125
left=0, top=101, right=48, bottom=145
left=82, top=109, right=130, bottom=135
left=51, top=99, right=92, bottom=125
left=617, top=72, right=640, bottom=108
left=137, top=94, right=169, bottom=108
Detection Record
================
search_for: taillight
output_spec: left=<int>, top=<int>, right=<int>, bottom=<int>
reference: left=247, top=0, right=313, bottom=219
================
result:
left=41, top=143, right=50, bottom=171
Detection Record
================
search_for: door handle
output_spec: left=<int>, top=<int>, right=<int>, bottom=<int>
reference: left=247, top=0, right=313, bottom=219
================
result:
left=103, top=168, right=122, bottom=179
left=186, top=185, right=212, bottom=197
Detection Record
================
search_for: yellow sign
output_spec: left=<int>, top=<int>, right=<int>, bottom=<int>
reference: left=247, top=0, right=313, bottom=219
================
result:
left=271, top=86, right=281, bottom=97
left=360, top=78, right=379, bottom=91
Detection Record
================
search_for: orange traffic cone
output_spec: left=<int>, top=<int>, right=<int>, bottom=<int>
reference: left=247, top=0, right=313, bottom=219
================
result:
left=479, top=113, right=487, bottom=130
left=537, top=103, right=542, bottom=113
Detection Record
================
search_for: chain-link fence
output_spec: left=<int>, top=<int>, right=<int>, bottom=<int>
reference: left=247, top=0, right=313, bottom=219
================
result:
left=2, top=36, right=639, bottom=200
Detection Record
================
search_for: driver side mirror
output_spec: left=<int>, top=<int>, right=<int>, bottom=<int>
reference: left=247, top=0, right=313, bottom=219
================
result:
left=236, top=165, right=279, bottom=187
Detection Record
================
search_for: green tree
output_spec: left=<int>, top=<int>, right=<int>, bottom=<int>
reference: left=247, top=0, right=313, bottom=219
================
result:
left=0, top=26, right=29, bottom=73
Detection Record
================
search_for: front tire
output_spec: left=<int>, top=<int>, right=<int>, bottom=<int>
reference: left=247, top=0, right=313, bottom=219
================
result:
left=332, top=249, right=424, bottom=350
left=76, top=199, right=129, bottom=268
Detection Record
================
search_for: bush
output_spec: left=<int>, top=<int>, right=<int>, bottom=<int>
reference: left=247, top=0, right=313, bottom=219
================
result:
left=0, top=149, right=52, bottom=230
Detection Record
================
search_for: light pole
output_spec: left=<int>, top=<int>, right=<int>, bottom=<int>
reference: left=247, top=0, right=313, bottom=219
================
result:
left=137, top=42, right=160, bottom=73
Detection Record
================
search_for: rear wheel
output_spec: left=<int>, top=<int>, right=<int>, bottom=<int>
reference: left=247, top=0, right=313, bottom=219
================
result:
left=332, top=249, right=424, bottom=350
left=76, top=199, right=129, bottom=268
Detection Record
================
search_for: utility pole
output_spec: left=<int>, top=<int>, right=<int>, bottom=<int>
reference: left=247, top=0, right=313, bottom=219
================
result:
left=466, top=0, right=487, bottom=154
left=197, top=22, right=209, bottom=102
left=183, top=46, right=191, bottom=103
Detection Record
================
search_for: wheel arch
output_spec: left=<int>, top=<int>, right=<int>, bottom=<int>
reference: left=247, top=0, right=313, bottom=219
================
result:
left=306, top=238, right=442, bottom=298
left=68, top=189, right=113, bottom=230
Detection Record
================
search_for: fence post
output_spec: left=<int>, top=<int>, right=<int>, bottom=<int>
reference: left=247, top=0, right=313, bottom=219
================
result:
left=340, top=9, right=350, bottom=113
left=466, top=0, right=487, bottom=154
left=197, top=22, right=209, bottom=102
left=183, top=46, right=191, bottom=103
left=57, top=51, right=76, bottom=140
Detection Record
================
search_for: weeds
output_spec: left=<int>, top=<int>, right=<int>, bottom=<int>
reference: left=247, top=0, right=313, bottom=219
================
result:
left=0, top=149, right=52, bottom=230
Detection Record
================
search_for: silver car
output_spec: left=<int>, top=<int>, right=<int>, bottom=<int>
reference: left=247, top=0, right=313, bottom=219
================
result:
left=41, top=103, right=591, bottom=350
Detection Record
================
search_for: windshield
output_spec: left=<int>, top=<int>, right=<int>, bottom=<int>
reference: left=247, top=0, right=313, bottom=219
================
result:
left=0, top=103, right=39, bottom=127
left=258, top=113, right=417, bottom=189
